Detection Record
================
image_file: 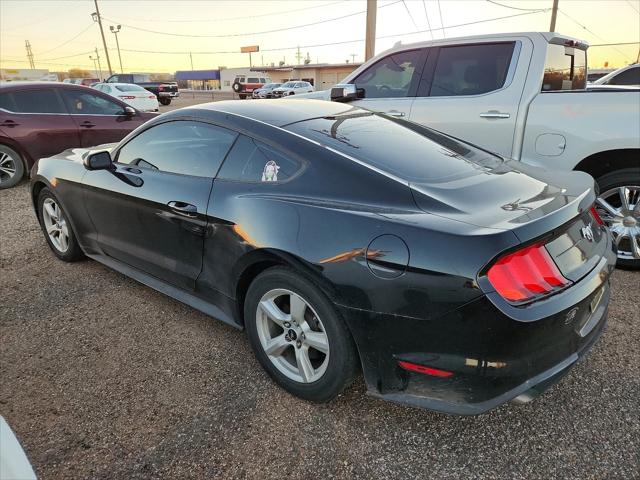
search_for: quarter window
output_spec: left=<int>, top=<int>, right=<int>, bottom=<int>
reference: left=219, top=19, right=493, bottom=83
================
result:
left=62, top=90, right=125, bottom=115
left=217, top=135, right=303, bottom=183
left=353, top=49, right=423, bottom=98
left=429, top=43, right=516, bottom=97
left=4, top=89, right=65, bottom=113
left=116, top=121, right=237, bottom=178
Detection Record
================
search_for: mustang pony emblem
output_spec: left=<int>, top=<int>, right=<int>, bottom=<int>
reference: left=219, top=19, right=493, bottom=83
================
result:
left=580, top=223, right=594, bottom=242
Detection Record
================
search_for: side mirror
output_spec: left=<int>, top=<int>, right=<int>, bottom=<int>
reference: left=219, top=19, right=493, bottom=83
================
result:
left=84, top=150, right=113, bottom=171
left=330, top=83, right=361, bottom=102
left=123, top=106, right=136, bottom=116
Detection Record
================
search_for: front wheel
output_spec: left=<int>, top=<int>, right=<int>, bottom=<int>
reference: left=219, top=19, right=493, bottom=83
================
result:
left=245, top=267, right=359, bottom=402
left=0, top=145, right=25, bottom=189
left=595, top=168, right=640, bottom=269
left=37, top=188, right=84, bottom=262
left=158, top=97, right=171, bottom=106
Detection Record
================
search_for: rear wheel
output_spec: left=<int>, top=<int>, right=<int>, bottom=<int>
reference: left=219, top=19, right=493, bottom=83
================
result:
left=0, top=145, right=25, bottom=189
left=158, top=97, right=171, bottom=106
left=245, top=267, right=359, bottom=402
left=37, top=188, right=84, bottom=262
left=595, top=169, right=640, bottom=269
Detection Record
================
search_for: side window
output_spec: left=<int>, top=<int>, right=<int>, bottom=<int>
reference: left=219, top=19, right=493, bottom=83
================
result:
left=353, top=49, right=423, bottom=98
left=608, top=67, right=640, bottom=86
left=217, top=135, right=304, bottom=183
left=109, top=75, right=120, bottom=83
left=0, top=92, right=17, bottom=111
left=260, top=78, right=267, bottom=83
left=542, top=44, right=586, bottom=91
left=62, top=90, right=125, bottom=115
left=430, top=43, right=515, bottom=97
left=116, top=121, right=237, bottom=177
left=248, top=77, right=260, bottom=83
left=132, top=74, right=147, bottom=83
left=8, top=89, right=65, bottom=113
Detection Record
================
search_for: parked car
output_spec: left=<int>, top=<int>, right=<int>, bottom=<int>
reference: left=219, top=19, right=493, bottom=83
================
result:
left=94, top=82, right=159, bottom=112
left=0, top=82, right=156, bottom=189
left=298, top=32, right=640, bottom=268
left=592, top=63, right=640, bottom=86
left=272, top=81, right=314, bottom=97
left=63, top=77, right=100, bottom=86
left=105, top=74, right=179, bottom=106
left=0, top=417, right=36, bottom=480
left=232, top=75, right=271, bottom=99
left=30, top=99, right=615, bottom=415
left=252, top=83, right=282, bottom=99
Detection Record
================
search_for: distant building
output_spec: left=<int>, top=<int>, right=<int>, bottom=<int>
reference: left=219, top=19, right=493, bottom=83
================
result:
left=175, top=69, right=220, bottom=90
left=251, top=62, right=363, bottom=90
left=0, top=68, right=53, bottom=81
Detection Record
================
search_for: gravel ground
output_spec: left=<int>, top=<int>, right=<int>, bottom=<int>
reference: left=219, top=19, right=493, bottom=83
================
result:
left=1, top=181, right=639, bottom=480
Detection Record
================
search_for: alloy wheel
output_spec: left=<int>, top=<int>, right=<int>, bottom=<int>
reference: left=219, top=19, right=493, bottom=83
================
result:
left=0, top=151, right=17, bottom=184
left=596, top=186, right=640, bottom=261
left=42, top=198, right=70, bottom=253
left=256, top=288, right=330, bottom=383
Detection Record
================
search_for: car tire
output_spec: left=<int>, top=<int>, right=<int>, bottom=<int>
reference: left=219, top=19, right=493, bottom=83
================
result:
left=37, top=188, right=84, bottom=262
left=0, top=145, right=25, bottom=190
left=232, top=82, right=243, bottom=93
left=245, top=267, right=359, bottom=403
left=159, top=97, right=171, bottom=106
left=595, top=168, right=640, bottom=270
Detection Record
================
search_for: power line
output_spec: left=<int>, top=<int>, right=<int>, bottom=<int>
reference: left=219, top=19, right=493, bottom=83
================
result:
left=102, top=1, right=401, bottom=39
left=402, top=0, right=420, bottom=30
left=590, top=41, right=640, bottom=47
left=485, top=0, right=546, bottom=12
left=35, top=24, right=94, bottom=56
left=110, top=0, right=348, bottom=23
left=422, top=0, right=433, bottom=40
left=558, top=9, right=633, bottom=62
left=625, top=0, right=640, bottom=14
left=436, top=0, right=445, bottom=38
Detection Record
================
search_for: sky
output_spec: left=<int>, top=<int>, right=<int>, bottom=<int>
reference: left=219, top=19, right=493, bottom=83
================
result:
left=1, top=0, right=639, bottom=75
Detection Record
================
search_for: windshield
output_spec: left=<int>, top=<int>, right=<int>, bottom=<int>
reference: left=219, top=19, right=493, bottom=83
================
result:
left=281, top=82, right=296, bottom=88
left=286, top=110, right=503, bottom=182
left=265, top=83, right=281, bottom=89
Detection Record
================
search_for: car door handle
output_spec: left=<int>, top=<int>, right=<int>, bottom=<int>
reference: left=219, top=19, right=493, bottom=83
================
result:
left=168, top=201, right=198, bottom=217
left=80, top=121, right=96, bottom=128
left=385, top=110, right=405, bottom=117
left=0, top=120, right=19, bottom=127
left=479, top=111, right=510, bottom=119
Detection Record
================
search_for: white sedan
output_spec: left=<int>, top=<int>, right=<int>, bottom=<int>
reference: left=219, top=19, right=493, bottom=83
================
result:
left=272, top=81, right=315, bottom=98
left=93, top=83, right=159, bottom=112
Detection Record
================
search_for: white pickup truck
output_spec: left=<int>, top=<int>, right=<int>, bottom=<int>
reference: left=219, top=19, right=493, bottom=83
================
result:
left=296, top=32, right=640, bottom=268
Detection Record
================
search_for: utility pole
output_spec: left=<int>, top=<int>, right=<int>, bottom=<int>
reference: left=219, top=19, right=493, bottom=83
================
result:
left=25, top=40, right=35, bottom=69
left=549, top=0, right=559, bottom=32
left=89, top=55, right=98, bottom=76
left=365, top=0, right=377, bottom=61
left=350, top=53, right=357, bottom=63
left=110, top=24, right=123, bottom=73
left=295, top=46, right=303, bottom=65
left=91, top=47, right=103, bottom=80
left=91, top=0, right=113, bottom=76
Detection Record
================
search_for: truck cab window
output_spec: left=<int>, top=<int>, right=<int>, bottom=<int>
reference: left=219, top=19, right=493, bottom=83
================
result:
left=542, top=44, right=587, bottom=91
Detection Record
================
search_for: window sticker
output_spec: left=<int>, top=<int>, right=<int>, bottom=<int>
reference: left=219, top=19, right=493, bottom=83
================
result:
left=261, top=161, right=280, bottom=182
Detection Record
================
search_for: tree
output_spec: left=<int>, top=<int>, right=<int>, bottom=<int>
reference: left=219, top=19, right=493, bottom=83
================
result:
left=68, top=68, right=90, bottom=78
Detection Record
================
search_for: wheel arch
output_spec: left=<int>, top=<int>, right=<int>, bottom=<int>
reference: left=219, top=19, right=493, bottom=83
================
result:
left=0, top=137, right=32, bottom=171
left=574, top=148, right=640, bottom=183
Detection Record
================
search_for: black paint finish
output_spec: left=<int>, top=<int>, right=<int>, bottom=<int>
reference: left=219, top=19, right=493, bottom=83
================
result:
left=30, top=99, right=617, bottom=415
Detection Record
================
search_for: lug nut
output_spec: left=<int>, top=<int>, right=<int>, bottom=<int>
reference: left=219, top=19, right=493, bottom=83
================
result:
left=284, top=322, right=291, bottom=328
left=296, top=340, right=302, bottom=348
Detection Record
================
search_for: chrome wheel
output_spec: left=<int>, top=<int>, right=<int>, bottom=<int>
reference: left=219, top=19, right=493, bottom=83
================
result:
left=596, top=186, right=640, bottom=261
left=0, top=151, right=17, bottom=184
left=256, top=288, right=330, bottom=383
left=42, top=198, right=70, bottom=253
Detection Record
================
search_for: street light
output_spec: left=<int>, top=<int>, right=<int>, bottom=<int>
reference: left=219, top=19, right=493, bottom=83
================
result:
left=109, top=24, right=123, bottom=73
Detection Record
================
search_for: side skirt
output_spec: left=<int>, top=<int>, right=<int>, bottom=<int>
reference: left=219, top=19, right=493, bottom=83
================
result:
left=86, top=253, right=241, bottom=330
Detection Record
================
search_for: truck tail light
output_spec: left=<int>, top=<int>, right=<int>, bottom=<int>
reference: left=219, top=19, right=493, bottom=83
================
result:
left=487, top=243, right=570, bottom=303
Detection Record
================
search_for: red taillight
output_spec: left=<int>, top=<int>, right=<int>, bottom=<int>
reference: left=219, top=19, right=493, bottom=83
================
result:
left=158, top=86, right=164, bottom=91
left=119, top=95, right=136, bottom=100
left=148, top=95, right=155, bottom=99
left=398, top=361, right=453, bottom=378
left=590, top=206, right=604, bottom=226
left=487, top=244, right=570, bottom=302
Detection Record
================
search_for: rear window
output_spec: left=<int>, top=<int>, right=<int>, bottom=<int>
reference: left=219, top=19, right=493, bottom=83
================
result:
left=287, top=113, right=502, bottom=182
left=133, top=74, right=149, bottom=83
left=116, top=84, right=145, bottom=92
left=542, top=44, right=587, bottom=91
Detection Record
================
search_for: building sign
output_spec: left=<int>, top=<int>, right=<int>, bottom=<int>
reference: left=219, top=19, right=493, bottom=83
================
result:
left=241, top=46, right=259, bottom=53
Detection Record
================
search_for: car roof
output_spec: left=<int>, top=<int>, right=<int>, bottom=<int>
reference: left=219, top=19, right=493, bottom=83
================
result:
left=187, top=99, right=360, bottom=128
left=0, top=81, right=96, bottom=91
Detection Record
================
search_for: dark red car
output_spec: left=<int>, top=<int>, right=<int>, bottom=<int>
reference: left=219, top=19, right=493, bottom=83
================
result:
left=0, top=82, right=156, bottom=189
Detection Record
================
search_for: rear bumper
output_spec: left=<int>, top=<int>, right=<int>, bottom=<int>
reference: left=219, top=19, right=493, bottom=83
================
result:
left=338, top=237, right=616, bottom=415
left=158, top=91, right=179, bottom=98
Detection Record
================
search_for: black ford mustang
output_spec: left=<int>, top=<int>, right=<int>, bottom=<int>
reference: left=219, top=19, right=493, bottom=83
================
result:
left=30, top=100, right=616, bottom=415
